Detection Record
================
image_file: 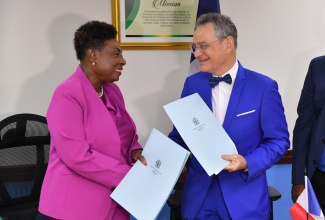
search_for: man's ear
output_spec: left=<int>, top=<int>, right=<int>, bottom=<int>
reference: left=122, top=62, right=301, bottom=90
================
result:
left=224, top=36, right=235, bottom=54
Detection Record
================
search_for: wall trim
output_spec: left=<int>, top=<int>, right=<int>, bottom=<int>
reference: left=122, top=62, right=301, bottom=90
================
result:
left=276, top=150, right=292, bottom=164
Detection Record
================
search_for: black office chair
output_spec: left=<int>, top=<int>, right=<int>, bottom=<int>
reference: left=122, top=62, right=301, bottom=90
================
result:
left=167, top=158, right=189, bottom=220
left=167, top=173, right=281, bottom=220
left=0, top=113, right=50, bottom=220
left=268, top=185, right=281, bottom=220
left=167, top=170, right=187, bottom=220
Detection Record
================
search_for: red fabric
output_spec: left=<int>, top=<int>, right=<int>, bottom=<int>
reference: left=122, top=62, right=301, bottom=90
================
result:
left=290, top=202, right=315, bottom=220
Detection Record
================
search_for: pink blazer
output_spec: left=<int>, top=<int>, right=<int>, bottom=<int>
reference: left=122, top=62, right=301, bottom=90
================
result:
left=39, top=66, right=142, bottom=219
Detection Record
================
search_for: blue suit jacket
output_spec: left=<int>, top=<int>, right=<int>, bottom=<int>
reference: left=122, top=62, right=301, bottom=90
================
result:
left=292, top=56, right=325, bottom=184
left=169, top=62, right=290, bottom=220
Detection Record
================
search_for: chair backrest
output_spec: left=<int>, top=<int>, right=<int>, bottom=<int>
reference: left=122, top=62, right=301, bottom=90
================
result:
left=0, top=113, right=50, bottom=209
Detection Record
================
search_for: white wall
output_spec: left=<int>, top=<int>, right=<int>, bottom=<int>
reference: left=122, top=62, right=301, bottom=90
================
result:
left=1, top=0, right=325, bottom=146
left=221, top=0, right=325, bottom=148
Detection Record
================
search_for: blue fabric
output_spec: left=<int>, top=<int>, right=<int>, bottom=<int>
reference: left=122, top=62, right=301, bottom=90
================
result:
left=195, top=177, right=231, bottom=220
left=292, top=56, right=325, bottom=184
left=317, top=150, right=325, bottom=172
left=169, top=62, right=290, bottom=220
left=307, top=177, right=323, bottom=216
left=4, top=181, right=33, bottom=199
left=197, top=0, right=221, bottom=17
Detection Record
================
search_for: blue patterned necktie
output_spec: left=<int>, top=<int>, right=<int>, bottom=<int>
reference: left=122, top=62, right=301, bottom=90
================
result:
left=209, top=74, right=232, bottom=88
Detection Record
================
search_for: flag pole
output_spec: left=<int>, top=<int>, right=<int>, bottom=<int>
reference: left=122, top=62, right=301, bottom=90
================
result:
left=305, top=176, right=308, bottom=220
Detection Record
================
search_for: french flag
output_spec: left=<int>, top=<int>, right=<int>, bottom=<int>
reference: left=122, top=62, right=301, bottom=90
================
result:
left=189, top=0, right=221, bottom=75
left=290, top=176, right=324, bottom=220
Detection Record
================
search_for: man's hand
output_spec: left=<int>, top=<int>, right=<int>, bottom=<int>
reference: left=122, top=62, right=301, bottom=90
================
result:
left=291, top=184, right=305, bottom=203
left=222, top=154, right=247, bottom=172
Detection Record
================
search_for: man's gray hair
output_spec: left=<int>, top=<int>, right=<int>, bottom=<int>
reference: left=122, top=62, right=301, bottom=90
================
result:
left=196, top=13, right=238, bottom=49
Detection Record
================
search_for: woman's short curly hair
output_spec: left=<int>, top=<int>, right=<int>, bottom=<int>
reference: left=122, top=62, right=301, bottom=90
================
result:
left=74, top=21, right=117, bottom=60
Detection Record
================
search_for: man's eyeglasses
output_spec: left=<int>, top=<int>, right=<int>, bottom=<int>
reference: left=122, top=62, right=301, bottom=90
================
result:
left=189, top=37, right=227, bottom=54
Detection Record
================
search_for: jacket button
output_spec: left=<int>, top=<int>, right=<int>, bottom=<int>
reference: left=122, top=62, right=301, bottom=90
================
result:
left=322, top=139, right=325, bottom=144
left=313, top=160, right=317, bottom=164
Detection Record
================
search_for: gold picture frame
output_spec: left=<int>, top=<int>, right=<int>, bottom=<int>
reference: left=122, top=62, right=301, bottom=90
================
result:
left=111, top=0, right=198, bottom=50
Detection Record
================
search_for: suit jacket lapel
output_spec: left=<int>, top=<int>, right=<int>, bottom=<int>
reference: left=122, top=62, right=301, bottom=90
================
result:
left=223, top=63, right=246, bottom=130
left=202, top=73, right=213, bottom=110
left=190, top=72, right=213, bottom=111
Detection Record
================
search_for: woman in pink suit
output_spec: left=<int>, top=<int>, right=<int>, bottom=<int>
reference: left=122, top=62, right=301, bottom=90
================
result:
left=38, top=21, right=147, bottom=220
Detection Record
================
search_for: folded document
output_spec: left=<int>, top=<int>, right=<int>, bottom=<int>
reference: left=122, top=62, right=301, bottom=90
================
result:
left=110, top=128, right=190, bottom=220
left=164, top=93, right=238, bottom=176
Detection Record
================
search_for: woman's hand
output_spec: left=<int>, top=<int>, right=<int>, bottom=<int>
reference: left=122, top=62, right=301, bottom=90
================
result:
left=131, top=149, right=147, bottom=166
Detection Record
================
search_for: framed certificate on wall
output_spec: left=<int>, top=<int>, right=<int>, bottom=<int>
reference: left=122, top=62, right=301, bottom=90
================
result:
left=111, top=0, right=198, bottom=50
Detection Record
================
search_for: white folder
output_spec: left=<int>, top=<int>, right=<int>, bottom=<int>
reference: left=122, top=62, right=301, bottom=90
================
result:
left=110, top=128, right=190, bottom=220
left=163, top=93, right=237, bottom=176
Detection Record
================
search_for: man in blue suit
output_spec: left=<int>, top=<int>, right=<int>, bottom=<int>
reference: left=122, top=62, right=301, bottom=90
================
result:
left=169, top=13, right=290, bottom=220
left=291, top=56, right=325, bottom=213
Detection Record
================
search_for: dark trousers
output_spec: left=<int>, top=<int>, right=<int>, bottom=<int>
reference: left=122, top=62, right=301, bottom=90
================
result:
left=36, top=213, right=53, bottom=220
left=311, top=168, right=325, bottom=214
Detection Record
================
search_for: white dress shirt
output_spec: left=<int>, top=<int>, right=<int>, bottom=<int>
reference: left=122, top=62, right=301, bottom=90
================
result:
left=212, top=61, right=238, bottom=125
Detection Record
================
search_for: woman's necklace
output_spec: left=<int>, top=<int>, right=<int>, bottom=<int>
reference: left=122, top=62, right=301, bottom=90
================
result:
left=98, top=85, right=104, bottom=98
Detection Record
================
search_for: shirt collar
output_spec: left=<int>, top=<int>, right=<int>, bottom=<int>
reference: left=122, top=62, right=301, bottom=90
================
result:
left=221, top=60, right=238, bottom=82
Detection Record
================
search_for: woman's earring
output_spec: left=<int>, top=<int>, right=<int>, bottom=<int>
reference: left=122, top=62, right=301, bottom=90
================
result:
left=92, top=62, right=96, bottom=66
